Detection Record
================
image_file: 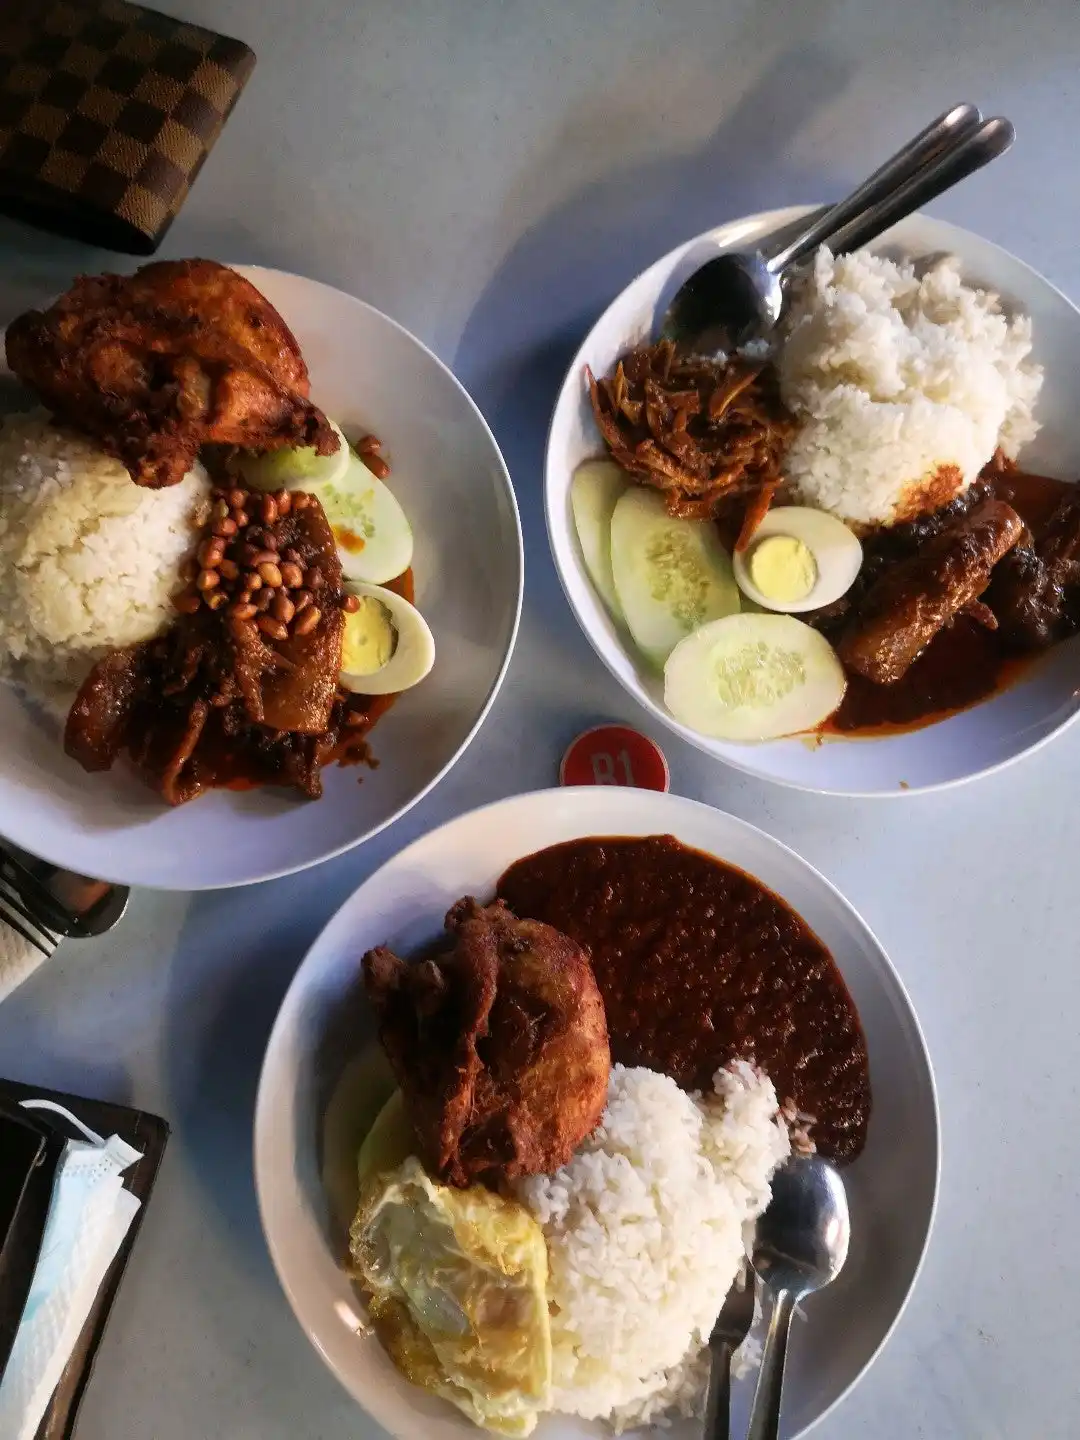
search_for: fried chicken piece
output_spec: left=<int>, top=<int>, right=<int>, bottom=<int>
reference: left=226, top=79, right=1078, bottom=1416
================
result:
left=6, top=259, right=338, bottom=488
left=362, top=898, right=610, bottom=1187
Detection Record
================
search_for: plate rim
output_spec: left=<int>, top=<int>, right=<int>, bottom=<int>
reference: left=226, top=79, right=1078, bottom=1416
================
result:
left=543, top=205, right=1080, bottom=798
left=253, top=785, right=942, bottom=1440
left=0, top=264, right=525, bottom=889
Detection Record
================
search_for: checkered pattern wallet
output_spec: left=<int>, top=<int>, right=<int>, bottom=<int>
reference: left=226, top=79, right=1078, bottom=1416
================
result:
left=0, top=0, right=255, bottom=254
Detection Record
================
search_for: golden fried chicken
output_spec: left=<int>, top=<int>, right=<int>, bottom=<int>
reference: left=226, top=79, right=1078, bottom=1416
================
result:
left=6, top=259, right=338, bottom=488
left=363, top=898, right=610, bottom=1188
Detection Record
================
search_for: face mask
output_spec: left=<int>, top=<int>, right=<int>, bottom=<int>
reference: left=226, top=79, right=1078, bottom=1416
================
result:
left=0, top=1100, right=143, bottom=1440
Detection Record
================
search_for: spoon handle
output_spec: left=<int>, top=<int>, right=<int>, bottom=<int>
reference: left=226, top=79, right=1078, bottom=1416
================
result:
left=766, top=103, right=982, bottom=273
left=745, top=1287, right=799, bottom=1440
left=824, top=117, right=1014, bottom=256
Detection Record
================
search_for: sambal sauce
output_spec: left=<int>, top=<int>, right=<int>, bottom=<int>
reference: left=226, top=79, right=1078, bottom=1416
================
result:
left=497, top=834, right=871, bottom=1163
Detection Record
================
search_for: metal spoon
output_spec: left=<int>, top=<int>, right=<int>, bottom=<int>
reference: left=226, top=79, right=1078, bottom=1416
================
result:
left=745, top=1155, right=850, bottom=1440
left=662, top=105, right=1013, bottom=356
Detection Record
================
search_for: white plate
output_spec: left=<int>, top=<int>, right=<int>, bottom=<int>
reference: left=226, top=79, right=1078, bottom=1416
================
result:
left=254, top=787, right=939, bottom=1440
left=0, top=267, right=522, bottom=888
left=545, top=207, right=1080, bottom=796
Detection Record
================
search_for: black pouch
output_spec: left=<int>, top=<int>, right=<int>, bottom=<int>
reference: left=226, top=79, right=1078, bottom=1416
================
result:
left=0, top=1104, right=64, bottom=1380
left=0, top=1080, right=170, bottom=1439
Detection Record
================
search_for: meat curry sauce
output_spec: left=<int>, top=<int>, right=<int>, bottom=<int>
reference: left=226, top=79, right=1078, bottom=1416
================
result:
left=809, top=463, right=1079, bottom=736
left=498, top=834, right=871, bottom=1163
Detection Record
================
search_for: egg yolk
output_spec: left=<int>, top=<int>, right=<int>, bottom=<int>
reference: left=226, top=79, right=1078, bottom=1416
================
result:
left=748, top=534, right=817, bottom=604
left=342, top=596, right=397, bottom=674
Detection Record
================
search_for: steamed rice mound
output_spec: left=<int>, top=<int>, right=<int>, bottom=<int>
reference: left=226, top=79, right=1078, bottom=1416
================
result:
left=0, top=412, right=210, bottom=716
left=516, top=1061, right=790, bottom=1431
left=779, top=248, right=1043, bottom=528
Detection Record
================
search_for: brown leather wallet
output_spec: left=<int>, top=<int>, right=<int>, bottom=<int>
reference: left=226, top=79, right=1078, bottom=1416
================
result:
left=0, top=1079, right=170, bottom=1440
left=0, top=1107, right=64, bottom=1381
left=0, top=0, right=255, bottom=253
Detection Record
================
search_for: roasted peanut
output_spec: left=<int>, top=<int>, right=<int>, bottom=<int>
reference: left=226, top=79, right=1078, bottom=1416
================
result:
left=292, top=588, right=312, bottom=612
left=250, top=548, right=279, bottom=567
left=232, top=509, right=249, bottom=529
left=260, top=495, right=279, bottom=526
left=198, top=537, right=226, bottom=567
left=196, top=568, right=220, bottom=591
left=172, top=588, right=201, bottom=614
left=357, top=434, right=381, bottom=455
left=230, top=601, right=258, bottom=621
left=363, top=453, right=391, bottom=479
left=245, top=571, right=263, bottom=592
left=212, top=517, right=238, bottom=538
left=257, top=561, right=283, bottom=588
left=291, top=492, right=311, bottom=511
left=272, top=593, right=295, bottom=625
left=303, top=566, right=323, bottom=591
left=342, top=592, right=361, bottom=613
left=280, top=561, right=304, bottom=589
left=292, top=606, right=321, bottom=637
left=255, top=588, right=274, bottom=612
left=274, top=489, right=292, bottom=517
left=219, top=558, right=239, bottom=582
left=227, top=488, right=247, bottom=510
left=257, top=614, right=290, bottom=642
left=205, top=589, right=228, bottom=611
left=212, top=498, right=230, bottom=521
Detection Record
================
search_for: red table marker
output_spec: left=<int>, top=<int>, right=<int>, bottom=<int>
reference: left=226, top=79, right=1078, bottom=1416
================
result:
left=560, top=724, right=670, bottom=792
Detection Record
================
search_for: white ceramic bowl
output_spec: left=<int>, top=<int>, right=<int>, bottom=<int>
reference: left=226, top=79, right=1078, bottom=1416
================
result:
left=545, top=208, right=1080, bottom=795
left=254, top=787, right=939, bottom=1440
left=0, top=267, right=522, bottom=888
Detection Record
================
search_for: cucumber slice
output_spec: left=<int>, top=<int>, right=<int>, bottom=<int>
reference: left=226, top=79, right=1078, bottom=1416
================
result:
left=319, top=453, right=414, bottom=584
left=357, top=1090, right=413, bottom=1189
left=571, top=460, right=626, bottom=616
left=664, top=613, right=846, bottom=740
left=237, top=418, right=349, bottom=492
left=610, top=488, right=740, bottom=668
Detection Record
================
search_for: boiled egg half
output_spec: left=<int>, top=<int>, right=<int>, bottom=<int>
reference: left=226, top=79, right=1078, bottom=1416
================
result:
left=238, top=421, right=414, bottom=585
left=733, top=506, right=862, bottom=613
left=339, top=581, right=435, bottom=695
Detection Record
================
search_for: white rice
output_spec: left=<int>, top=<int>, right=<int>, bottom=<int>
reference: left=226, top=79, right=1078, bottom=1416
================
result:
left=0, top=411, right=210, bottom=717
left=778, top=247, right=1043, bottom=528
left=516, top=1061, right=790, bottom=1431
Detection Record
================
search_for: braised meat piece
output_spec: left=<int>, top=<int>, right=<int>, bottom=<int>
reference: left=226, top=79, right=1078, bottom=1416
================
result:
left=586, top=341, right=794, bottom=519
left=989, top=489, right=1080, bottom=649
left=838, top=500, right=1025, bottom=685
left=6, top=260, right=338, bottom=488
left=65, top=488, right=347, bottom=804
left=363, top=898, right=610, bottom=1188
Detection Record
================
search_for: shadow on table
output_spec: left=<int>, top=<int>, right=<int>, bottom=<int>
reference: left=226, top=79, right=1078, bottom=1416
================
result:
left=159, top=886, right=321, bottom=1267
left=453, top=43, right=848, bottom=632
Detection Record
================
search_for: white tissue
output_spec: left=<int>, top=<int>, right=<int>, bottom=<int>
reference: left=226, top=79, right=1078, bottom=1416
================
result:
left=0, top=1113, right=143, bottom=1440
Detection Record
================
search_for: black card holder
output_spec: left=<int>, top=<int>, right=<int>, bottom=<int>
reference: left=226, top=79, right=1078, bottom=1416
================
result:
left=0, top=1106, right=65, bottom=1379
left=0, top=1079, right=170, bottom=1440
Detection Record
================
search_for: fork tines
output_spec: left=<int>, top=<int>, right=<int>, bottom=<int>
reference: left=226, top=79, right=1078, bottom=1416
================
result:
left=0, top=848, right=71, bottom=958
left=0, top=849, right=75, bottom=937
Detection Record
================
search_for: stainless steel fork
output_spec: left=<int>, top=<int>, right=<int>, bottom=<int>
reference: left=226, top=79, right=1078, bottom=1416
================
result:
left=703, top=1262, right=759, bottom=1440
left=0, top=846, right=128, bottom=956
left=0, top=858, right=68, bottom=956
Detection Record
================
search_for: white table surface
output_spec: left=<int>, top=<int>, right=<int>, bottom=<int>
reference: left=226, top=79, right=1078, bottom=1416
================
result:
left=1, top=2, right=1078, bottom=1437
